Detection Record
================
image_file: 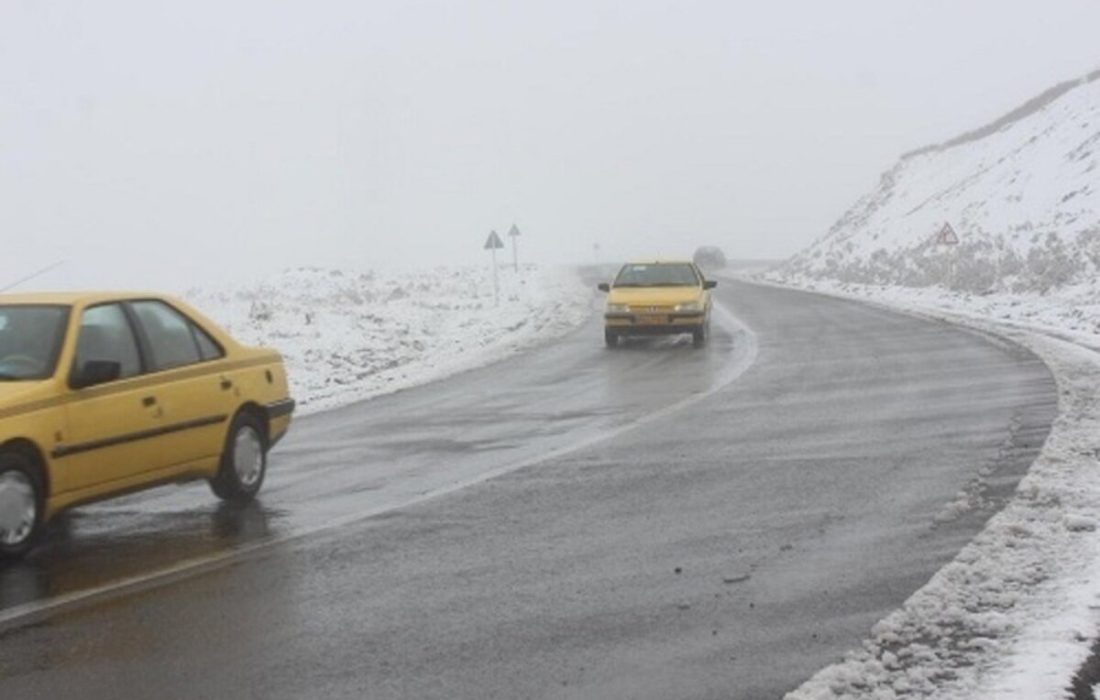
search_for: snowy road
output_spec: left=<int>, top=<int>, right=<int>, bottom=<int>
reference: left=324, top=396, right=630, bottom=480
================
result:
left=0, top=280, right=1057, bottom=699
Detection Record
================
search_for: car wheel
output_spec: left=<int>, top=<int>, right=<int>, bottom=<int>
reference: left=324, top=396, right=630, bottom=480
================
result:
left=210, top=411, right=268, bottom=502
left=692, top=327, right=706, bottom=348
left=0, top=450, right=44, bottom=561
left=604, top=329, right=619, bottom=348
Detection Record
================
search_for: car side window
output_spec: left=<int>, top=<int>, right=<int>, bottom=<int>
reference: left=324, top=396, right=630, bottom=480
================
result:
left=129, top=301, right=205, bottom=371
left=192, top=323, right=224, bottom=361
left=74, top=304, right=142, bottom=380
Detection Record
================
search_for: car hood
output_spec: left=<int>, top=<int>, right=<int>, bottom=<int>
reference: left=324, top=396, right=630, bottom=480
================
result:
left=607, top=287, right=704, bottom=306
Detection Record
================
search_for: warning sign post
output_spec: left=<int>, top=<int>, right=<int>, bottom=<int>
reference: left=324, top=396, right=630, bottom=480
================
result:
left=507, top=224, right=521, bottom=272
left=934, top=222, right=960, bottom=288
left=484, top=230, right=504, bottom=306
left=936, top=223, right=959, bottom=246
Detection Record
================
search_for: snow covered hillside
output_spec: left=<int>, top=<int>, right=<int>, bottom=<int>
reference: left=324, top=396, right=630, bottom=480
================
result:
left=779, top=68, right=1100, bottom=294
left=184, top=265, right=591, bottom=414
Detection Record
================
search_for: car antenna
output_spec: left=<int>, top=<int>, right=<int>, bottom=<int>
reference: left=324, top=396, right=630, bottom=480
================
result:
left=0, top=260, right=66, bottom=293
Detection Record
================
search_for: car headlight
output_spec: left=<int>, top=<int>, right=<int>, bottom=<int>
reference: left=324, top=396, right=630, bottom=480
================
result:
left=675, top=301, right=702, bottom=312
left=606, top=303, right=630, bottom=313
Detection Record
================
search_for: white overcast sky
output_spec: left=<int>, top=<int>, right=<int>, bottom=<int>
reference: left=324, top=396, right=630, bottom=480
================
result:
left=3, top=0, right=1099, bottom=289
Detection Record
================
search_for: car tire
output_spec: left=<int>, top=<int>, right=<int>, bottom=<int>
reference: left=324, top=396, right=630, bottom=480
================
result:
left=604, top=329, right=619, bottom=348
left=692, top=327, right=706, bottom=348
left=0, top=449, right=45, bottom=561
left=210, top=411, right=268, bottom=503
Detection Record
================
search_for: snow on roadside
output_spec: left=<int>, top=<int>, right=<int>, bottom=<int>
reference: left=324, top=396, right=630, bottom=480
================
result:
left=757, top=276, right=1100, bottom=700
left=184, top=264, right=591, bottom=414
left=773, top=275, right=1100, bottom=351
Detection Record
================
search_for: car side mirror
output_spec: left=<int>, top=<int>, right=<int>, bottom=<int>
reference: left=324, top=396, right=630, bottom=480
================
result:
left=597, top=283, right=610, bottom=292
left=71, top=360, right=122, bottom=389
left=703, top=280, right=717, bottom=289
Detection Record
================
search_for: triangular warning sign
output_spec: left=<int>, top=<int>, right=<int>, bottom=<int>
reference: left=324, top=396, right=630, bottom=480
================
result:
left=507, top=224, right=521, bottom=237
left=936, top=223, right=959, bottom=245
left=484, top=230, right=504, bottom=250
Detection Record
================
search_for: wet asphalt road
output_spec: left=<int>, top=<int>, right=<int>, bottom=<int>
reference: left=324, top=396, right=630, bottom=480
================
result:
left=0, top=279, right=1057, bottom=699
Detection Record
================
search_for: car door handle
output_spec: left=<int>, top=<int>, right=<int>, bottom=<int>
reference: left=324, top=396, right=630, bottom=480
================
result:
left=142, top=396, right=157, bottom=407
left=220, top=378, right=233, bottom=390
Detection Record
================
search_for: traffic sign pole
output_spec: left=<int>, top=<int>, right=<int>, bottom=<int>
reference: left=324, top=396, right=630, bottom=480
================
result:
left=933, top=222, right=960, bottom=288
left=484, top=230, right=505, bottom=306
left=507, top=224, right=521, bottom=273
left=492, top=247, right=499, bottom=305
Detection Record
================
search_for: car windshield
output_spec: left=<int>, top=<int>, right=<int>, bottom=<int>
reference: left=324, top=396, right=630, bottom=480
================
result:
left=0, top=305, right=71, bottom=381
left=613, top=263, right=700, bottom=288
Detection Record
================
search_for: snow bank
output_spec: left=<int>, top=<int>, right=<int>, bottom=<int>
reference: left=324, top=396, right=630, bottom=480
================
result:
left=776, top=277, right=1100, bottom=352
left=184, top=264, right=591, bottom=414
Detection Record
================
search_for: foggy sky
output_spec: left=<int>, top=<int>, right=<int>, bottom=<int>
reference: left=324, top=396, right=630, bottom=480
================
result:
left=3, top=0, right=1099, bottom=290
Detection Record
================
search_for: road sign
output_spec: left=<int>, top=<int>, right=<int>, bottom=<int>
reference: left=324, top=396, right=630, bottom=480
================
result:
left=936, top=223, right=959, bottom=246
left=507, top=224, right=521, bottom=272
left=485, top=230, right=502, bottom=306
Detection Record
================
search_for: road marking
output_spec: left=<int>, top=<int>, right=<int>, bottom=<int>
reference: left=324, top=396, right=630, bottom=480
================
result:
left=0, top=303, right=758, bottom=634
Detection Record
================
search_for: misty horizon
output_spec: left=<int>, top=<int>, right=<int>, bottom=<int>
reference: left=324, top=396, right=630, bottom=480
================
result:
left=3, top=1, right=1099, bottom=291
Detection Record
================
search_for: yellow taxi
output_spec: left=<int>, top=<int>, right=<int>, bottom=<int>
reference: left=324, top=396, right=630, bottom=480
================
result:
left=0, top=292, right=294, bottom=559
left=598, top=260, right=717, bottom=348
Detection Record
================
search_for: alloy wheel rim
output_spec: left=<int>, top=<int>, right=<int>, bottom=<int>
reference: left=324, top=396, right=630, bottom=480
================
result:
left=233, top=427, right=264, bottom=488
left=0, top=470, right=36, bottom=546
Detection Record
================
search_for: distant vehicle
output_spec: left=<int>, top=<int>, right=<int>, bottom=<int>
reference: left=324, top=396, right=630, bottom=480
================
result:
left=692, top=246, right=727, bottom=271
left=597, top=260, right=716, bottom=349
left=0, top=292, right=295, bottom=559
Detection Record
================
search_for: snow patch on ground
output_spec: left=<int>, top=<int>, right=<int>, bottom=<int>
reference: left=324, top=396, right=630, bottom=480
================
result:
left=184, top=264, right=592, bottom=414
left=758, top=278, right=1100, bottom=700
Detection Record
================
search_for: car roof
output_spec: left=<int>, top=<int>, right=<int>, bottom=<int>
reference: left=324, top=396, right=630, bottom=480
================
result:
left=0, top=291, right=176, bottom=307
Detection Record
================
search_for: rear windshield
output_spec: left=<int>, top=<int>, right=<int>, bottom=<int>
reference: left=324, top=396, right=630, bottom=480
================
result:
left=613, top=263, right=701, bottom=287
left=0, top=305, right=71, bottom=380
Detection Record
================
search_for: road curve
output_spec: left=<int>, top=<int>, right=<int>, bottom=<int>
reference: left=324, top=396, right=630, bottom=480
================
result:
left=0, top=279, right=1057, bottom=699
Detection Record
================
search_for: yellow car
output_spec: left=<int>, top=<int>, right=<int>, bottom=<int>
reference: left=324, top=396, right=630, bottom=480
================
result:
left=0, top=292, right=294, bottom=559
left=598, top=260, right=717, bottom=348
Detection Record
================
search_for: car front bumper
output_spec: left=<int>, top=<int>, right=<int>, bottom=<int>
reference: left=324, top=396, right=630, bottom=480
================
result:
left=604, top=312, right=706, bottom=335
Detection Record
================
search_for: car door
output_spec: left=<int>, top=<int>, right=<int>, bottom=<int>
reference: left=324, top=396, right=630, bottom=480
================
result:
left=56, top=302, right=164, bottom=495
left=127, top=300, right=234, bottom=468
